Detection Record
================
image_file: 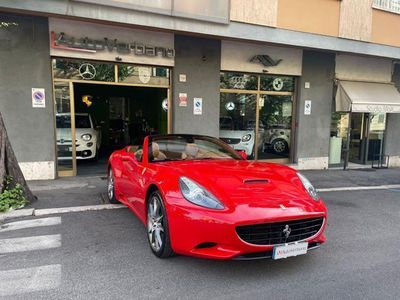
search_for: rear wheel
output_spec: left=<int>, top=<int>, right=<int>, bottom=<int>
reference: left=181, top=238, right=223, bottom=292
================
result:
left=107, top=169, right=119, bottom=204
left=147, top=191, right=174, bottom=258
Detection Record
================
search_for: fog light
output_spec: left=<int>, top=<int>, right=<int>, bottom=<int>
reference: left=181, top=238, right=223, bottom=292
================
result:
left=87, top=142, right=93, bottom=147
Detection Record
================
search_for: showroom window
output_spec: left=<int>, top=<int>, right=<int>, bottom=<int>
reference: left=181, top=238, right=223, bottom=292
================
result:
left=219, top=72, right=296, bottom=162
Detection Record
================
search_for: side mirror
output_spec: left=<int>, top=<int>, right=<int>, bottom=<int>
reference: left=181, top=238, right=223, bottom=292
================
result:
left=237, top=150, right=247, bottom=160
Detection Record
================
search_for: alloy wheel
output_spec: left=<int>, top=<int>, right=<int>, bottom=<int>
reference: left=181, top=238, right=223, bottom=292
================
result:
left=108, top=169, right=114, bottom=200
left=147, top=195, right=164, bottom=252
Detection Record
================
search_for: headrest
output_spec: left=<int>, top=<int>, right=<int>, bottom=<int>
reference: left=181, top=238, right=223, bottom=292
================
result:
left=185, top=143, right=199, bottom=157
left=152, top=142, right=160, bottom=157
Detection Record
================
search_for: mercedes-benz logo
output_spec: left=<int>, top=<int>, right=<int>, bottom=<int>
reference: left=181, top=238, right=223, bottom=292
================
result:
left=79, top=63, right=96, bottom=80
left=282, top=225, right=291, bottom=240
left=225, top=102, right=235, bottom=111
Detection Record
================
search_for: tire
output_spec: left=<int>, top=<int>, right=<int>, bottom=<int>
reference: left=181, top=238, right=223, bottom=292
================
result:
left=272, top=138, right=288, bottom=154
left=147, top=190, right=174, bottom=258
left=107, top=168, right=119, bottom=204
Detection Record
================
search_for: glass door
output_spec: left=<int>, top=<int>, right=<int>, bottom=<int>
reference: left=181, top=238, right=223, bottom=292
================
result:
left=366, top=113, right=386, bottom=162
left=258, top=95, right=293, bottom=162
left=349, top=113, right=368, bottom=164
left=54, top=82, right=76, bottom=176
left=348, top=112, right=386, bottom=165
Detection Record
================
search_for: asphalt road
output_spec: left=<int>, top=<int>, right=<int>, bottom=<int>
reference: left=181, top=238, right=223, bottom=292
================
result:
left=1, top=188, right=400, bottom=299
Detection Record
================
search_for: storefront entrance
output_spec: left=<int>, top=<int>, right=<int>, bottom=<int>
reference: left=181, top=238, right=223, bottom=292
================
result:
left=330, top=112, right=386, bottom=167
left=53, top=58, right=171, bottom=177
left=349, top=113, right=386, bottom=164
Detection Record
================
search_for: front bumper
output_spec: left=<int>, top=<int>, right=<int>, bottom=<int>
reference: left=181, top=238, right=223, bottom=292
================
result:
left=57, top=142, right=97, bottom=160
left=167, top=203, right=327, bottom=260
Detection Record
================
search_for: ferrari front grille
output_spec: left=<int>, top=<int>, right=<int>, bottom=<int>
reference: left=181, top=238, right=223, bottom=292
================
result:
left=236, top=217, right=324, bottom=246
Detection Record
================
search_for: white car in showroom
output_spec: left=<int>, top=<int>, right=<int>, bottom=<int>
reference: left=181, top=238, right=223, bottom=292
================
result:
left=219, top=117, right=264, bottom=157
left=56, top=113, right=101, bottom=160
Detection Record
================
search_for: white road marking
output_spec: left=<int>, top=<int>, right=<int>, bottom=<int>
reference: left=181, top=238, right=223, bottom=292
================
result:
left=0, top=235, right=61, bottom=254
left=0, top=264, right=61, bottom=297
left=34, top=204, right=126, bottom=216
left=317, top=184, right=400, bottom=192
left=0, top=217, right=61, bottom=233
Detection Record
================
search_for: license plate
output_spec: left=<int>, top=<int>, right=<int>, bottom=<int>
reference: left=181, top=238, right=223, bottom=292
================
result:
left=272, top=242, right=308, bottom=260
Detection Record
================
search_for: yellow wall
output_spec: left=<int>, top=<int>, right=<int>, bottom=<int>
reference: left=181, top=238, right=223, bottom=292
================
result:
left=277, top=0, right=340, bottom=37
left=230, top=0, right=277, bottom=27
left=372, top=9, right=400, bottom=47
left=338, top=0, right=372, bottom=41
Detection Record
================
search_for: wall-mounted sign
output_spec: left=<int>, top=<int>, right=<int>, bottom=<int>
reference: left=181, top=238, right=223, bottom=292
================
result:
left=32, top=88, right=45, bottom=108
left=179, top=74, right=187, bottom=82
left=250, top=55, right=282, bottom=67
left=51, top=31, right=175, bottom=58
left=304, top=100, right=312, bottom=115
left=225, top=102, right=235, bottom=111
left=193, top=98, right=203, bottom=115
left=179, top=93, right=188, bottom=107
left=272, top=78, right=284, bottom=91
left=82, top=95, right=93, bottom=107
left=162, top=99, right=168, bottom=111
left=138, top=67, right=151, bottom=83
left=79, top=63, right=96, bottom=80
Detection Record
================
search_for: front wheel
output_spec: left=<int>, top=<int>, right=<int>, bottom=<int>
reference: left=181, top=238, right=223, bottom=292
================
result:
left=107, top=169, right=119, bottom=204
left=147, top=191, right=174, bottom=258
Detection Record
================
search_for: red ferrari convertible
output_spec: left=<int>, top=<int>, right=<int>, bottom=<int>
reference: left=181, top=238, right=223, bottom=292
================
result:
left=107, top=134, right=327, bottom=260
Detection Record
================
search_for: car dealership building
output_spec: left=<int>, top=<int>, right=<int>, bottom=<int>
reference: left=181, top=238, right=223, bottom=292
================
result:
left=1, top=0, right=400, bottom=180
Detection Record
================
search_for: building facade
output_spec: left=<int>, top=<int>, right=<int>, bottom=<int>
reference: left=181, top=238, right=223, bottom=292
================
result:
left=1, top=0, right=400, bottom=179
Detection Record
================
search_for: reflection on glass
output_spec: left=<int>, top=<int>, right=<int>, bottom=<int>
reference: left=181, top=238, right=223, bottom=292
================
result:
left=258, top=95, right=292, bottom=160
left=220, top=73, right=257, bottom=90
left=367, top=113, right=386, bottom=161
left=260, top=75, right=295, bottom=92
left=219, top=93, right=257, bottom=159
left=53, top=59, right=115, bottom=82
left=117, top=65, right=169, bottom=85
left=329, top=112, right=349, bottom=166
left=54, top=82, right=74, bottom=172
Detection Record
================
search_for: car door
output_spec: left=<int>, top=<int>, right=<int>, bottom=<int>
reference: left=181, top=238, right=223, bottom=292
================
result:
left=120, top=152, right=145, bottom=210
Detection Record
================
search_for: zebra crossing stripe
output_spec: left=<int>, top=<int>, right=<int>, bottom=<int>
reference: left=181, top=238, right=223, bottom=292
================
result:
left=0, top=264, right=61, bottom=296
left=0, top=217, right=61, bottom=233
left=0, top=234, right=61, bottom=254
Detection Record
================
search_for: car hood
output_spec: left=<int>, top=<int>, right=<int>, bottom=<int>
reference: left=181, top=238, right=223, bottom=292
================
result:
left=155, top=160, right=323, bottom=214
left=219, top=130, right=252, bottom=138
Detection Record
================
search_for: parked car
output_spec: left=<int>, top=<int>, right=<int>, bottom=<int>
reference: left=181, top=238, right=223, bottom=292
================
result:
left=264, top=126, right=291, bottom=154
left=219, top=117, right=265, bottom=157
left=56, top=113, right=101, bottom=160
left=107, top=134, right=327, bottom=260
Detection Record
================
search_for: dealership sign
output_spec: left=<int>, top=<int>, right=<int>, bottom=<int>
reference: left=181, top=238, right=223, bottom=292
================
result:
left=51, top=31, right=175, bottom=58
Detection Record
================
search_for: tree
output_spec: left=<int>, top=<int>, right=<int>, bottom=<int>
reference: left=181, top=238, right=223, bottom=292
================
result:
left=0, top=112, right=36, bottom=204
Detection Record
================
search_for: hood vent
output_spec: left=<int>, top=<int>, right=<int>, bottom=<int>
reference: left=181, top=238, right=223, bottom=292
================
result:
left=243, top=179, right=269, bottom=184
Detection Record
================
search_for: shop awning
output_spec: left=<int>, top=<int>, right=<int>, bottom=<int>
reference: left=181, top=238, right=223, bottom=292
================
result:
left=335, top=81, right=400, bottom=113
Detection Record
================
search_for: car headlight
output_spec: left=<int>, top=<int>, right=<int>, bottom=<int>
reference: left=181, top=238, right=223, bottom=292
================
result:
left=297, top=173, right=319, bottom=201
left=241, top=134, right=251, bottom=142
left=81, top=134, right=92, bottom=141
left=179, top=176, right=224, bottom=210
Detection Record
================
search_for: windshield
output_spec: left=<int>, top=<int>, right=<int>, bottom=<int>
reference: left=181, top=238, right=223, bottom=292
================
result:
left=56, top=115, right=91, bottom=129
left=149, top=135, right=242, bottom=162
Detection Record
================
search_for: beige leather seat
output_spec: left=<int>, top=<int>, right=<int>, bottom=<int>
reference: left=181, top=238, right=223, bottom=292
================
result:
left=152, top=142, right=167, bottom=161
left=181, top=143, right=199, bottom=159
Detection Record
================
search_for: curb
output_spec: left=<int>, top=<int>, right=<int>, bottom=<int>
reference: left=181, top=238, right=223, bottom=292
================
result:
left=0, top=204, right=126, bottom=222
left=0, top=208, right=34, bottom=222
